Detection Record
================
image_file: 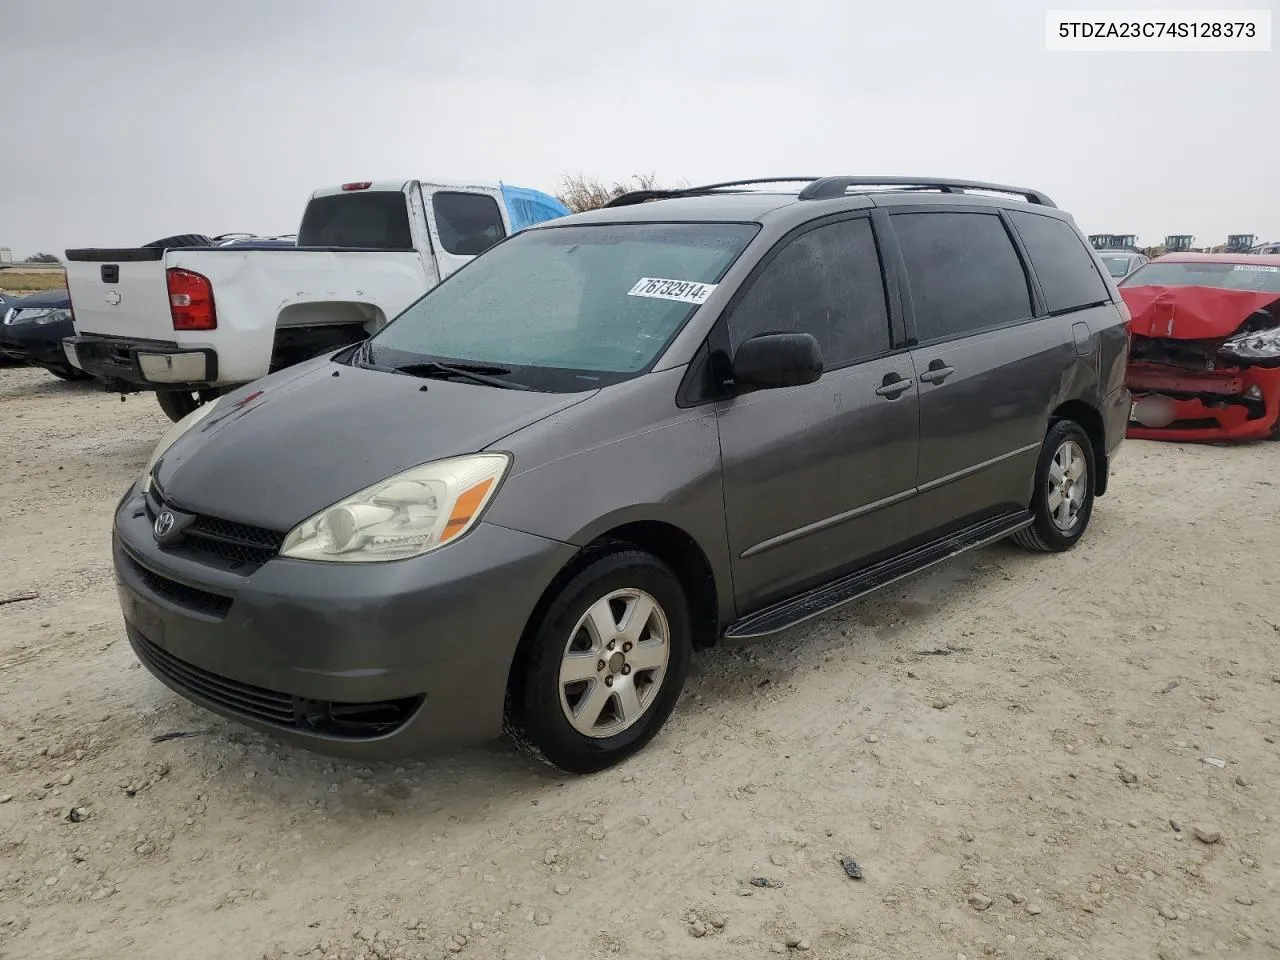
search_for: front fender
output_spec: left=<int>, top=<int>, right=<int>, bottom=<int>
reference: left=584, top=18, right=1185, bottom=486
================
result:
left=485, top=406, right=735, bottom=627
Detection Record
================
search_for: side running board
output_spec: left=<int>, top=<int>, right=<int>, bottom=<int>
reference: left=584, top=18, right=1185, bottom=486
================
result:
left=723, top=509, right=1033, bottom=640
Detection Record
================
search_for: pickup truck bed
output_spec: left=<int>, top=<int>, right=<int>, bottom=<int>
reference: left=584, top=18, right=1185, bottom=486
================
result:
left=65, top=244, right=422, bottom=389
left=62, top=179, right=570, bottom=420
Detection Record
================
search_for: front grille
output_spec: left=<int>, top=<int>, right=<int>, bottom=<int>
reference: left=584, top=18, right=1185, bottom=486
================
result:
left=130, top=630, right=424, bottom=739
left=123, top=550, right=232, bottom=618
left=133, top=631, right=297, bottom=727
left=146, top=486, right=284, bottom=572
left=185, top=514, right=284, bottom=568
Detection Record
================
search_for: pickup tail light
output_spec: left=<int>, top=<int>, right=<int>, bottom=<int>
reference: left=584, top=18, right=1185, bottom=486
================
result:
left=167, top=268, right=217, bottom=330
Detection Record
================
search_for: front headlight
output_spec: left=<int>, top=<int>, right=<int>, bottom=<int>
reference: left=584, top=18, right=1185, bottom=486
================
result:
left=279, top=454, right=510, bottom=563
left=1219, top=326, right=1280, bottom=366
left=140, top=400, right=221, bottom=494
left=6, top=308, right=72, bottom=326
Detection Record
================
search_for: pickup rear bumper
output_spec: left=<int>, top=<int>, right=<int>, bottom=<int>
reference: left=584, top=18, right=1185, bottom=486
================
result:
left=63, top=334, right=218, bottom=391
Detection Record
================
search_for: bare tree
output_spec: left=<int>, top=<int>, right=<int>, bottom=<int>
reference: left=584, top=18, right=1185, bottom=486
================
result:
left=23, top=253, right=60, bottom=264
left=556, top=173, right=688, bottom=214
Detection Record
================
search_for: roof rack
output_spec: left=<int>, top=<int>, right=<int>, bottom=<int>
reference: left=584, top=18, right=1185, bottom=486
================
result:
left=797, top=177, right=1055, bottom=207
left=602, top=178, right=822, bottom=208
left=602, top=176, right=1056, bottom=210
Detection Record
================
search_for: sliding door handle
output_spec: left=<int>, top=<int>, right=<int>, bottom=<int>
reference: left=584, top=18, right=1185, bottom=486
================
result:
left=875, top=377, right=914, bottom=398
left=919, top=364, right=954, bottom=384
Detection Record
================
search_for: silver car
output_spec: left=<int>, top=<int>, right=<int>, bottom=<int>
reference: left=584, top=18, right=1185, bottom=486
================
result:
left=1097, top=250, right=1148, bottom=279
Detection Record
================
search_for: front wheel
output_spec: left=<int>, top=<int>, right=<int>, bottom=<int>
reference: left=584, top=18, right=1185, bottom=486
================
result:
left=1011, top=420, right=1096, bottom=553
left=504, top=549, right=692, bottom=774
left=155, top=388, right=221, bottom=422
left=47, top=364, right=92, bottom=381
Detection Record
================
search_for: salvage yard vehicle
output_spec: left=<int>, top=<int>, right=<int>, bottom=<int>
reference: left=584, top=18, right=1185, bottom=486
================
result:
left=1121, top=253, right=1280, bottom=441
left=0, top=288, right=91, bottom=380
left=1097, top=249, right=1148, bottom=279
left=0, top=290, right=18, bottom=365
left=61, top=180, right=569, bottom=421
left=113, top=175, right=1129, bottom=774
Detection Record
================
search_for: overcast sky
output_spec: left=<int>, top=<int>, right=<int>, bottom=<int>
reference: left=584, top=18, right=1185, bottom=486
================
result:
left=1, top=0, right=1275, bottom=257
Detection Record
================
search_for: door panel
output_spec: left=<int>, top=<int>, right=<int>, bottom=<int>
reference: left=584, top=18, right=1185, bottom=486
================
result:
left=713, top=214, right=922, bottom=613
left=887, top=208, right=1075, bottom=534
left=717, top=357, right=920, bottom=611
left=909, top=319, right=1075, bottom=534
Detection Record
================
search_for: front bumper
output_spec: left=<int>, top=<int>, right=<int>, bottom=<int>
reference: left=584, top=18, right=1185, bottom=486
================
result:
left=113, top=483, right=577, bottom=759
left=1126, top=363, right=1280, bottom=442
left=64, top=334, right=218, bottom=390
left=0, top=321, right=76, bottom=368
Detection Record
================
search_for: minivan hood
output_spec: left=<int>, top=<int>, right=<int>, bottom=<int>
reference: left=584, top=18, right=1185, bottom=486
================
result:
left=153, top=360, right=595, bottom=530
left=1121, top=285, right=1279, bottom=340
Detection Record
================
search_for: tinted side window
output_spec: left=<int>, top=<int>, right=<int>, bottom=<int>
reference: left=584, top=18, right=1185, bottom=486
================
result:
left=892, top=212, right=1032, bottom=341
left=728, top=218, right=891, bottom=367
left=1009, top=211, right=1111, bottom=313
left=297, top=192, right=413, bottom=249
left=432, top=192, right=507, bottom=256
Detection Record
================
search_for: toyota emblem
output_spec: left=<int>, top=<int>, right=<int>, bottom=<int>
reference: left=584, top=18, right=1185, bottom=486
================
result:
left=154, top=510, right=175, bottom=538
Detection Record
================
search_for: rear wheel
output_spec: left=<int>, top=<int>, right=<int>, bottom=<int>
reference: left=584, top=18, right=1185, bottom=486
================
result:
left=1012, top=420, right=1096, bottom=553
left=155, top=388, right=220, bottom=422
left=504, top=549, right=692, bottom=774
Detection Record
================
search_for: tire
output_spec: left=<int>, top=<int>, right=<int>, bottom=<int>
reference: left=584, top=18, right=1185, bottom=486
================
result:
left=504, top=549, right=692, bottom=774
left=155, top=388, right=220, bottom=422
left=1011, top=419, right=1097, bottom=553
left=141, top=234, right=214, bottom=250
left=47, top=364, right=92, bottom=381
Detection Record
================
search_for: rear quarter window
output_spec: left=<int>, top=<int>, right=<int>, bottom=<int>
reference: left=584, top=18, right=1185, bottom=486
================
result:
left=297, top=192, right=414, bottom=250
left=1009, top=211, right=1111, bottom=314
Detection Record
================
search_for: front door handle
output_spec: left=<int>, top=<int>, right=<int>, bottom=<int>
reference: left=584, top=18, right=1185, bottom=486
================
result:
left=919, top=361, right=955, bottom=384
left=875, top=376, right=914, bottom=399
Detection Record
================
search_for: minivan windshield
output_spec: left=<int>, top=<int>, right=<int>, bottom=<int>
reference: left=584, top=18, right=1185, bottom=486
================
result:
left=1121, top=261, right=1280, bottom=293
left=362, top=222, right=758, bottom=391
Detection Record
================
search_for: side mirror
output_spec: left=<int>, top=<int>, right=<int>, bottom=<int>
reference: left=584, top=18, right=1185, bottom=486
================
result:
left=731, top=332, right=823, bottom=389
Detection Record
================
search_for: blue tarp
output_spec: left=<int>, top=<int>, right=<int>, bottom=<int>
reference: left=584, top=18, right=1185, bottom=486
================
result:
left=499, top=183, right=571, bottom=232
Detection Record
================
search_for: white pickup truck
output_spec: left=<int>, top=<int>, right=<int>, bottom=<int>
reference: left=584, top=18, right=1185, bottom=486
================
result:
left=62, top=179, right=569, bottom=420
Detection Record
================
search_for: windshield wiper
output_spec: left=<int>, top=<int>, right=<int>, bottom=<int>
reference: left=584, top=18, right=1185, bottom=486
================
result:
left=350, top=342, right=530, bottom=389
left=396, top=360, right=531, bottom=390
left=348, top=339, right=377, bottom=368
left=348, top=341, right=416, bottom=377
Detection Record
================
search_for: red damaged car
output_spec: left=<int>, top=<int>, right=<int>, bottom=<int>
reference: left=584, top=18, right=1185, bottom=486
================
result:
left=1120, top=253, right=1280, bottom=441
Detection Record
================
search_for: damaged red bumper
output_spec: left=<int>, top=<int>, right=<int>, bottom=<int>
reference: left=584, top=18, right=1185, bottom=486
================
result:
left=1127, top=363, right=1280, bottom=441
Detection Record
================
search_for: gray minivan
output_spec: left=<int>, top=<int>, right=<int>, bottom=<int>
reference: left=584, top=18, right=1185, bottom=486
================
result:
left=114, top=176, right=1130, bottom=773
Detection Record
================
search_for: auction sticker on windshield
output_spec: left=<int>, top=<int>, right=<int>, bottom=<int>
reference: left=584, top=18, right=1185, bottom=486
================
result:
left=627, top=277, right=718, bottom=304
left=1234, top=264, right=1279, bottom=272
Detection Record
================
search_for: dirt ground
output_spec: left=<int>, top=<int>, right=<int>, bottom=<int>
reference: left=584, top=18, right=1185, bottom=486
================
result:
left=0, top=364, right=1276, bottom=960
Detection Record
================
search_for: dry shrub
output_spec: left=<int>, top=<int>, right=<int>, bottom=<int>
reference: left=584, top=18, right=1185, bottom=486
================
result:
left=556, top=173, right=689, bottom=213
